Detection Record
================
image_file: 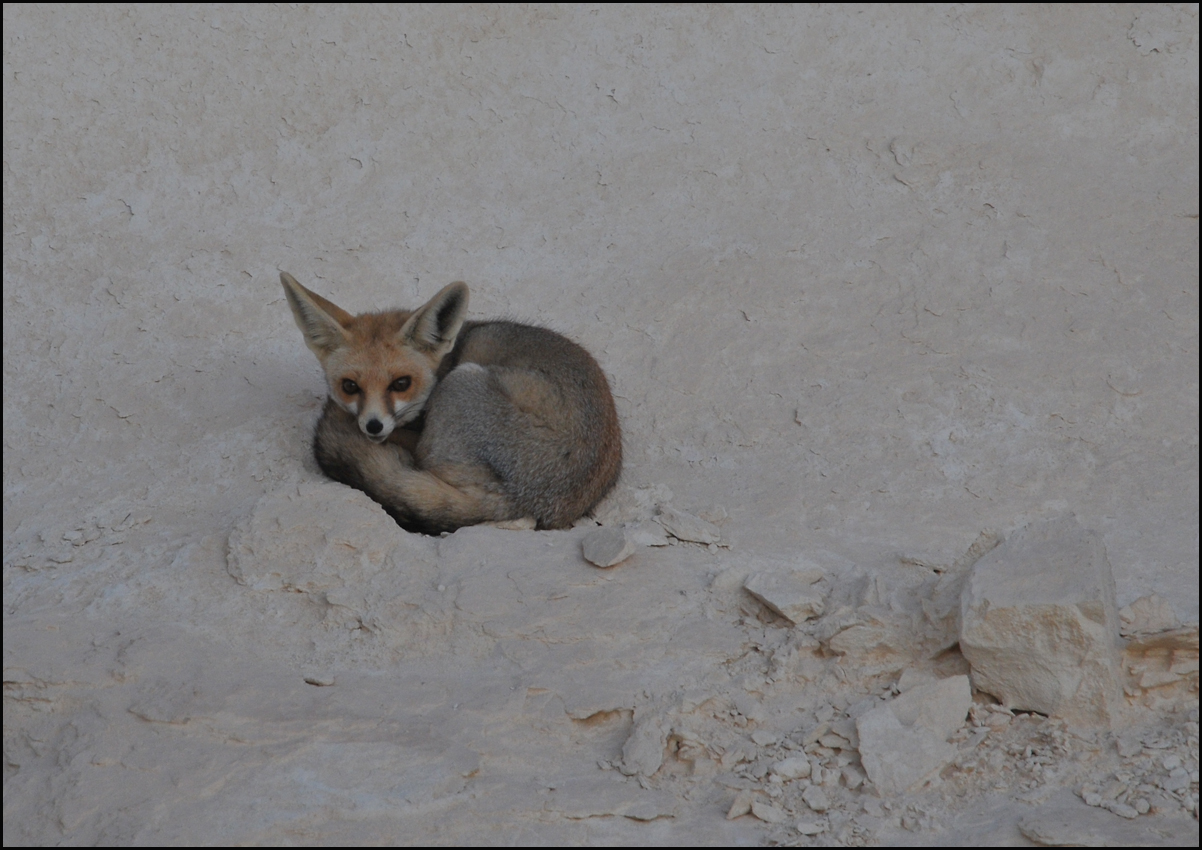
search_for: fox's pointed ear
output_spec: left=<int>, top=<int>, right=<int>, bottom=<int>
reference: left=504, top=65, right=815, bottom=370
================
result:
left=280, top=272, right=353, bottom=359
left=400, top=281, right=469, bottom=359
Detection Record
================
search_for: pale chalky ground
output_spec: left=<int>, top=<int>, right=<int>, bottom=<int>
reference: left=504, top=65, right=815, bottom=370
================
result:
left=3, top=5, right=1198, bottom=845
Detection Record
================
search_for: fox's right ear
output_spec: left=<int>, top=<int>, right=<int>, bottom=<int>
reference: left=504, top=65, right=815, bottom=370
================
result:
left=280, top=272, right=354, bottom=359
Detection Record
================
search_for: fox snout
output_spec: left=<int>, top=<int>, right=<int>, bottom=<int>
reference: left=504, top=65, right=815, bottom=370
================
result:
left=359, top=412, right=394, bottom=442
left=362, top=415, right=395, bottom=443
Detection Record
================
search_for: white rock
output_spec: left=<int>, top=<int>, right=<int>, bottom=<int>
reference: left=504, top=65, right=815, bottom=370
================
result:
left=581, top=527, right=636, bottom=568
left=619, top=709, right=668, bottom=777
left=770, top=756, right=812, bottom=781
left=1105, top=800, right=1139, bottom=819
left=743, top=565, right=826, bottom=625
left=841, top=765, right=866, bottom=789
left=627, top=520, right=671, bottom=547
left=1119, top=594, right=1180, bottom=636
left=751, top=799, right=788, bottom=824
left=750, top=729, right=779, bottom=746
left=960, top=514, right=1122, bottom=726
left=726, top=789, right=755, bottom=820
left=655, top=506, right=721, bottom=544
left=796, top=819, right=826, bottom=835
left=856, top=675, right=972, bottom=795
left=1022, top=789, right=1200, bottom=846
left=801, top=784, right=830, bottom=812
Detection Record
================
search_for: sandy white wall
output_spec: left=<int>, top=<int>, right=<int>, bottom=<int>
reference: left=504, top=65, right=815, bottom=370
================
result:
left=3, top=5, right=1198, bottom=844
left=6, top=3, right=1197, bottom=610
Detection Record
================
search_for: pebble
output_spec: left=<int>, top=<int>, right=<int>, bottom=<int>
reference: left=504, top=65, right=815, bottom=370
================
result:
left=751, top=799, right=788, bottom=824
left=743, top=568, right=826, bottom=625
left=1115, top=737, right=1142, bottom=757
left=796, top=819, right=826, bottom=835
left=770, top=756, right=812, bottom=781
left=801, top=784, right=830, bottom=812
left=581, top=527, right=636, bottom=568
left=1161, top=769, right=1190, bottom=792
left=1105, top=800, right=1139, bottom=819
left=726, top=789, right=755, bottom=820
left=655, top=506, right=721, bottom=544
left=842, top=765, right=866, bottom=790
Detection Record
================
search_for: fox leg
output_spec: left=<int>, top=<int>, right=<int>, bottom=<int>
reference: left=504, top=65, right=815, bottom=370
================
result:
left=313, top=399, right=517, bottom=532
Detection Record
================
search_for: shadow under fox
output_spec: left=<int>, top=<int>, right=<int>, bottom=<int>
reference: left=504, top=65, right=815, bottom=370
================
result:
left=281, top=272, right=621, bottom=534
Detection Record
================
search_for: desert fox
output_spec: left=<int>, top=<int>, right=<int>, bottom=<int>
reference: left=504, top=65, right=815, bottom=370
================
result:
left=280, top=272, right=622, bottom=533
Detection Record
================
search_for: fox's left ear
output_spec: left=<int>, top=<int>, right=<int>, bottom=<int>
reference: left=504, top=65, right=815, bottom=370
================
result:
left=400, top=281, right=469, bottom=359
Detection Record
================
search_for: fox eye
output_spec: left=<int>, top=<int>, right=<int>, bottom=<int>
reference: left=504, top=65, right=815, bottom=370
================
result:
left=390, top=376, right=412, bottom=393
left=341, top=379, right=360, bottom=395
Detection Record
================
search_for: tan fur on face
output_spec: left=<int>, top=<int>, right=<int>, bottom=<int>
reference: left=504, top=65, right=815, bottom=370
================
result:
left=323, top=311, right=442, bottom=436
left=280, top=273, right=457, bottom=442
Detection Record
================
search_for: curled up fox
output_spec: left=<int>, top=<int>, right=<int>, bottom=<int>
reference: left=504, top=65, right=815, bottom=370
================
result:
left=280, top=272, right=622, bottom=534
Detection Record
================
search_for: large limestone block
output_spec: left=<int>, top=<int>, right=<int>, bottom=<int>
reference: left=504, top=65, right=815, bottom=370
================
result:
left=960, top=515, right=1122, bottom=726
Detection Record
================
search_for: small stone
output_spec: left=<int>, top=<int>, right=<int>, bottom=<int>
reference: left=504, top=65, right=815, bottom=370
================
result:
left=655, top=506, right=721, bottom=544
left=751, top=799, right=788, bottom=824
left=1134, top=797, right=1150, bottom=814
left=743, top=566, right=826, bottom=625
left=627, top=521, right=671, bottom=547
left=819, top=732, right=851, bottom=750
left=1082, top=791, right=1103, bottom=807
left=841, top=765, right=866, bottom=789
left=726, top=789, right=755, bottom=820
left=751, top=730, right=779, bottom=746
left=770, top=756, right=812, bottom=781
left=1161, top=770, right=1190, bottom=792
left=985, top=711, right=1012, bottom=729
left=582, top=527, right=636, bottom=568
left=1105, top=800, right=1139, bottom=819
left=796, top=819, right=826, bottom=835
left=1115, top=736, right=1142, bottom=758
left=1161, top=754, right=1181, bottom=771
left=801, top=784, right=830, bottom=813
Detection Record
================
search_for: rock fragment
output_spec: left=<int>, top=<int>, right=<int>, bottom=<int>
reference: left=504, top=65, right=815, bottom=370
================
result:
left=726, top=789, right=755, bottom=820
left=801, top=784, right=830, bottom=812
left=1020, top=789, right=1200, bottom=846
left=960, top=514, right=1122, bottom=726
left=770, top=756, right=812, bottom=781
left=743, top=565, right=826, bottom=625
left=627, top=520, right=671, bottom=547
left=751, top=799, right=788, bottom=824
left=619, top=708, right=669, bottom=777
left=581, top=527, right=636, bottom=568
left=856, top=675, right=971, bottom=795
left=655, top=506, right=721, bottom=544
left=1119, top=594, right=1180, bottom=637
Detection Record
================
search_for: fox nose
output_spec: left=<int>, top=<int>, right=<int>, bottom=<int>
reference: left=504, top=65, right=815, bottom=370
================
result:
left=365, top=419, right=384, bottom=435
